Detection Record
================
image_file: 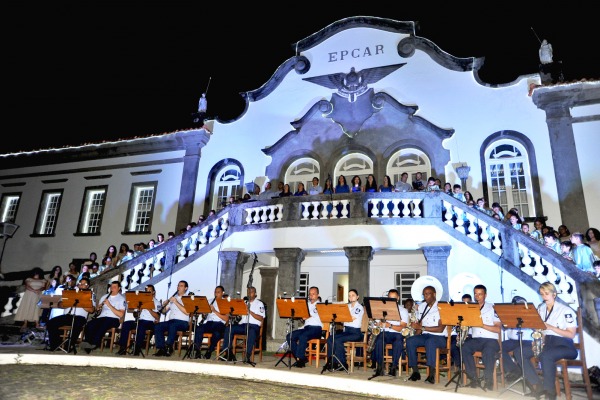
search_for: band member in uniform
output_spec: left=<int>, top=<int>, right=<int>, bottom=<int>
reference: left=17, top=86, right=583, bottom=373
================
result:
left=461, top=284, right=502, bottom=390
left=80, top=280, right=126, bottom=354
left=406, top=285, right=446, bottom=383
left=117, top=284, right=160, bottom=355
left=193, top=285, right=229, bottom=359
left=220, top=286, right=265, bottom=363
left=513, top=283, right=577, bottom=400
left=371, top=289, right=409, bottom=377
left=501, top=295, right=534, bottom=382
left=323, top=288, right=364, bottom=371
left=153, top=280, right=190, bottom=357
left=286, top=286, right=322, bottom=368
left=47, top=278, right=95, bottom=352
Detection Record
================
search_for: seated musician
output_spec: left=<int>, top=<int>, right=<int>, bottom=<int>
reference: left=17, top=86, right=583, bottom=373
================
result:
left=323, top=289, right=364, bottom=371
left=371, top=289, right=409, bottom=377
left=153, top=280, right=190, bottom=357
left=193, top=285, right=228, bottom=359
left=501, top=295, right=534, bottom=382
left=406, top=285, right=447, bottom=384
left=47, top=278, right=95, bottom=352
left=116, top=284, right=160, bottom=356
left=80, top=280, right=126, bottom=354
left=285, top=286, right=322, bottom=368
left=220, top=286, right=265, bottom=363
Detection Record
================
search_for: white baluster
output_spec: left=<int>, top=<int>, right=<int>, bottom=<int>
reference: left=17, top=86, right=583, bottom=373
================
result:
left=276, top=205, right=284, bottom=221
left=340, top=200, right=349, bottom=218
left=198, top=227, right=209, bottom=246
left=301, top=202, right=310, bottom=220
left=391, top=199, right=400, bottom=218
left=268, top=205, right=277, bottom=222
left=253, top=208, right=262, bottom=224
left=210, top=220, right=220, bottom=239
left=491, top=227, right=502, bottom=254
left=245, top=208, right=255, bottom=225
left=331, top=201, right=339, bottom=219
left=321, top=201, right=329, bottom=219
left=412, top=199, right=422, bottom=218
left=311, top=201, right=320, bottom=219
left=187, top=232, right=199, bottom=256
left=465, top=213, right=478, bottom=241
left=479, top=220, right=491, bottom=249
left=220, top=214, right=229, bottom=230
left=381, top=199, right=391, bottom=218
left=370, top=199, right=381, bottom=218
left=454, top=208, right=466, bottom=235
left=401, top=199, right=411, bottom=218
left=444, top=201, right=454, bottom=226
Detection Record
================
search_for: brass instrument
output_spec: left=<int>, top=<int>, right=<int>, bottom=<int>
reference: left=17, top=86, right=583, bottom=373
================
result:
left=456, top=325, right=469, bottom=347
left=401, top=308, right=418, bottom=337
left=366, top=320, right=381, bottom=354
left=532, top=329, right=544, bottom=358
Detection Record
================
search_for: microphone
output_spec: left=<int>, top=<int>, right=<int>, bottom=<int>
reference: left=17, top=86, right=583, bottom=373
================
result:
left=243, top=296, right=249, bottom=302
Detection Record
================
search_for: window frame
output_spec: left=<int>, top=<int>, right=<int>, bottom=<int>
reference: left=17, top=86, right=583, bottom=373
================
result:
left=76, top=185, right=108, bottom=235
left=0, top=192, right=21, bottom=224
left=33, top=189, right=64, bottom=236
left=123, top=181, right=157, bottom=235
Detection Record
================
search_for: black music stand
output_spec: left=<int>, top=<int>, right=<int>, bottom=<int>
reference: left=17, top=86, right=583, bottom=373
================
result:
left=57, top=289, right=94, bottom=355
left=38, top=293, right=63, bottom=350
left=125, top=290, right=155, bottom=357
left=363, top=297, right=401, bottom=380
left=274, top=297, right=309, bottom=368
left=494, top=303, right=545, bottom=397
left=181, top=295, right=211, bottom=360
left=215, top=297, right=248, bottom=363
left=437, top=301, right=483, bottom=392
left=317, top=302, right=353, bottom=374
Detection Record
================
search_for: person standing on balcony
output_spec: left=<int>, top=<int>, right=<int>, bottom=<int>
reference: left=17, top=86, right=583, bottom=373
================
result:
left=286, top=286, right=322, bottom=368
left=308, top=177, right=323, bottom=195
left=350, top=175, right=363, bottom=193
left=395, top=172, right=412, bottom=192
left=570, top=232, right=595, bottom=273
left=412, top=172, right=425, bottom=191
left=335, top=175, right=349, bottom=193
left=364, top=174, right=378, bottom=192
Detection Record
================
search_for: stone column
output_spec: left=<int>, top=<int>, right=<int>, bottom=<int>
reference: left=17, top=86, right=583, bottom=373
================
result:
left=259, top=267, right=277, bottom=339
left=344, top=246, right=374, bottom=300
left=273, top=248, right=305, bottom=340
left=218, top=251, right=249, bottom=298
left=421, top=245, right=452, bottom=301
left=175, top=130, right=211, bottom=231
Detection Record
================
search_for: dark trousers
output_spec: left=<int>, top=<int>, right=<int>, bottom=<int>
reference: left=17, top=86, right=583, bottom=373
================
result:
left=47, top=315, right=87, bottom=351
left=83, top=317, right=120, bottom=347
left=117, top=319, right=155, bottom=349
left=326, top=327, right=361, bottom=365
left=406, top=333, right=447, bottom=368
left=501, top=338, right=531, bottom=375
left=514, top=335, right=577, bottom=394
left=286, top=325, right=322, bottom=361
left=154, top=319, right=189, bottom=349
left=372, top=331, right=405, bottom=367
left=222, top=323, right=260, bottom=359
left=193, top=321, right=225, bottom=353
left=462, top=337, right=500, bottom=383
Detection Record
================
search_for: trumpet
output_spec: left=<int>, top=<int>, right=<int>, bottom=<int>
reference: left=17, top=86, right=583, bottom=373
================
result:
left=532, top=329, right=544, bottom=358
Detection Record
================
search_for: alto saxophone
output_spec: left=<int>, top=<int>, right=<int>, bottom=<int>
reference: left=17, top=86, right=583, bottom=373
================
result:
left=366, top=320, right=381, bottom=355
left=401, top=309, right=418, bottom=337
left=532, top=329, right=544, bottom=358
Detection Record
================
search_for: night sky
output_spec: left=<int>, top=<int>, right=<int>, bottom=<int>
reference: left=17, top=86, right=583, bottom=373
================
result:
left=4, top=3, right=597, bottom=154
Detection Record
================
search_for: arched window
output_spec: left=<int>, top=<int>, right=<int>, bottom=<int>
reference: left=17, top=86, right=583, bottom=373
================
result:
left=386, top=148, right=431, bottom=185
left=284, top=158, right=320, bottom=193
left=334, top=153, right=374, bottom=187
left=485, top=139, right=534, bottom=217
left=212, top=164, right=242, bottom=210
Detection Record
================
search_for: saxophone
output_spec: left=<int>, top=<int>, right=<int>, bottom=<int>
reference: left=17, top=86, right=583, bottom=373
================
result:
left=532, top=329, right=544, bottom=358
left=366, top=320, right=381, bottom=355
left=401, top=309, right=418, bottom=337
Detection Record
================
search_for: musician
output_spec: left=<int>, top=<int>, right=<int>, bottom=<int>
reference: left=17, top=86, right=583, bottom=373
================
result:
left=324, top=289, right=364, bottom=371
left=501, top=295, right=534, bottom=382
left=47, top=278, right=95, bottom=352
left=153, top=280, right=190, bottom=357
left=461, top=284, right=502, bottom=390
left=513, top=282, right=577, bottom=400
left=193, top=285, right=229, bottom=359
left=371, top=289, right=409, bottom=377
left=286, top=286, right=322, bottom=368
left=116, top=284, right=160, bottom=356
left=450, top=293, right=474, bottom=369
left=220, top=286, right=265, bottom=363
left=406, top=285, right=446, bottom=383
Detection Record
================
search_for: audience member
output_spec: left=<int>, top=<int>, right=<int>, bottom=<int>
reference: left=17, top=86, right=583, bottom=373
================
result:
left=544, top=231, right=562, bottom=254
left=350, top=175, right=363, bottom=192
left=294, top=182, right=308, bottom=196
left=530, top=218, right=546, bottom=244
left=308, top=177, right=323, bottom=195
left=335, top=175, right=350, bottom=193
left=560, top=241, right=573, bottom=261
left=395, top=172, right=412, bottom=192
left=425, top=177, right=439, bottom=192
left=443, top=182, right=452, bottom=195
left=322, top=177, right=334, bottom=195
left=15, top=267, right=47, bottom=332
left=557, top=224, right=571, bottom=241
left=452, top=184, right=466, bottom=202
left=364, top=174, right=377, bottom=192
left=491, top=202, right=505, bottom=220
left=412, top=172, right=425, bottom=191
left=378, top=175, right=393, bottom=192
left=585, top=227, right=600, bottom=258
left=114, top=243, right=130, bottom=267
left=571, top=232, right=595, bottom=272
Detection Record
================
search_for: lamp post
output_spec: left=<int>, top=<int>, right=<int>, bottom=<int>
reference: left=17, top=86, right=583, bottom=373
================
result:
left=455, top=163, right=471, bottom=190
left=0, top=222, right=20, bottom=280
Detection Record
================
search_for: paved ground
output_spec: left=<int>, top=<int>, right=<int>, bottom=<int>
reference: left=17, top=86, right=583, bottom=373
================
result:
left=0, top=330, right=594, bottom=400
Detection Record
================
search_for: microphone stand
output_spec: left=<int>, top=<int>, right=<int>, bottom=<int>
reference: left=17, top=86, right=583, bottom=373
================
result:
left=57, top=299, right=79, bottom=355
left=218, top=306, right=237, bottom=363
left=128, top=301, right=143, bottom=357
left=183, top=306, right=201, bottom=360
left=446, top=316, right=466, bottom=391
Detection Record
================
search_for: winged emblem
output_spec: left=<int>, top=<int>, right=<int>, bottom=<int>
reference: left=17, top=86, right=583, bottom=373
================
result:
left=304, top=64, right=405, bottom=102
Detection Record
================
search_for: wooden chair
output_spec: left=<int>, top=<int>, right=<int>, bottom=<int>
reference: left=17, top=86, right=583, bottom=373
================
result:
left=463, top=331, right=505, bottom=390
left=99, top=327, right=119, bottom=353
left=173, top=317, right=194, bottom=356
left=125, top=329, right=153, bottom=356
left=58, top=325, right=84, bottom=352
left=306, top=323, right=329, bottom=368
left=344, top=313, right=369, bottom=372
left=415, top=326, right=453, bottom=383
left=554, top=308, right=593, bottom=400
left=382, top=339, right=410, bottom=377
left=232, top=323, right=264, bottom=362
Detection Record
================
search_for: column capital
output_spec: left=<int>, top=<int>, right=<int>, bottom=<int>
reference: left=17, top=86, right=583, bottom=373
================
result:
left=218, top=250, right=249, bottom=264
left=259, top=266, right=278, bottom=279
left=343, top=246, right=374, bottom=262
left=421, top=245, right=452, bottom=260
left=274, top=248, right=306, bottom=264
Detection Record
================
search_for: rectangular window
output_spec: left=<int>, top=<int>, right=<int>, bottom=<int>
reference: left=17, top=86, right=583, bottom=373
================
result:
left=395, top=272, right=420, bottom=302
left=35, top=190, right=63, bottom=235
left=125, top=182, right=157, bottom=233
left=78, top=186, right=107, bottom=234
left=298, top=272, right=309, bottom=298
left=0, top=193, right=21, bottom=223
